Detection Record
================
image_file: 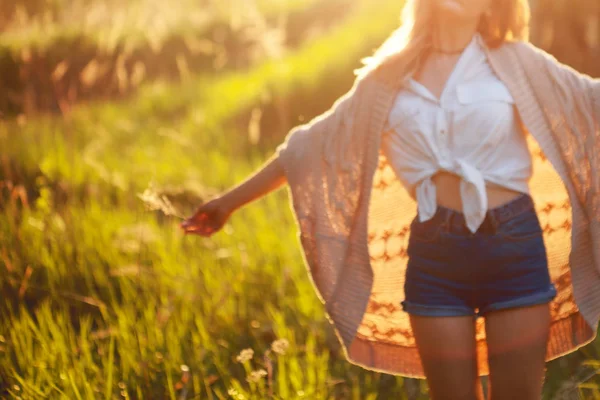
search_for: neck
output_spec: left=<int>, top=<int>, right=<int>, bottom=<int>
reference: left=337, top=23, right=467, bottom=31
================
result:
left=431, top=13, right=479, bottom=52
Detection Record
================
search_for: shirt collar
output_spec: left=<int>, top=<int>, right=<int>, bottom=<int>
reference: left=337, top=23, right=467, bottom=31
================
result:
left=403, top=33, right=483, bottom=102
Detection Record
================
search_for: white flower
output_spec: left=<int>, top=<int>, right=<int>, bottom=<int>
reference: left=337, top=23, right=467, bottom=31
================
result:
left=236, top=348, right=254, bottom=363
left=227, top=388, right=246, bottom=399
left=271, top=338, right=289, bottom=355
left=246, top=369, right=268, bottom=383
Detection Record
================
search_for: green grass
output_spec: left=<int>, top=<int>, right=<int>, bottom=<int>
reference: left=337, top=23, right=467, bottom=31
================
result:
left=1, top=0, right=323, bottom=52
left=1, top=0, right=404, bottom=192
left=1, top=1, right=413, bottom=397
left=2, top=183, right=334, bottom=397
left=2, top=0, right=600, bottom=398
left=0, top=0, right=363, bottom=117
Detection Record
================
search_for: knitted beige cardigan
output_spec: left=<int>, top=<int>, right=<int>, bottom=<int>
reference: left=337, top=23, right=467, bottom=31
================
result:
left=275, top=38, right=600, bottom=378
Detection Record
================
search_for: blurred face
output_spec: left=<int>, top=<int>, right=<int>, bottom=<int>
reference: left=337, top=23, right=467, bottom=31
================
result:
left=434, top=0, right=492, bottom=21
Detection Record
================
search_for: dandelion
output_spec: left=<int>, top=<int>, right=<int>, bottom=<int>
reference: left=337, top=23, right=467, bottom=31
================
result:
left=236, top=348, right=254, bottom=363
left=246, top=369, right=268, bottom=383
left=271, top=338, right=289, bottom=355
left=137, top=182, right=184, bottom=219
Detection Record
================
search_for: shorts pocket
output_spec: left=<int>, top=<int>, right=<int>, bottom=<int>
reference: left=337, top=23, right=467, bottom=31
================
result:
left=409, top=212, right=444, bottom=243
left=494, top=210, right=543, bottom=241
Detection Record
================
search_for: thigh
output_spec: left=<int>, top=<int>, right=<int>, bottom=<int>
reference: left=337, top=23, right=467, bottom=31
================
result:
left=484, top=303, right=551, bottom=400
left=409, top=314, right=485, bottom=400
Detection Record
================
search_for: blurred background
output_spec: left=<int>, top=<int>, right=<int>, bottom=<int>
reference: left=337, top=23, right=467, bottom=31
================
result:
left=0, top=0, right=599, bottom=398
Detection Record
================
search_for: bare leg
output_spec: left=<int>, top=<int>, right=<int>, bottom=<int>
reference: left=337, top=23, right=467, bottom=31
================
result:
left=410, top=314, right=485, bottom=400
left=484, top=303, right=551, bottom=400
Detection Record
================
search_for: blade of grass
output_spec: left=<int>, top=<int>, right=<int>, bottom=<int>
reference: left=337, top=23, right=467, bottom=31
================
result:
left=105, top=335, right=115, bottom=400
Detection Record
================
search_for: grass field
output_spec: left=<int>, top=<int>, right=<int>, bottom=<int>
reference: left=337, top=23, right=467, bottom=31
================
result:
left=1, top=0, right=600, bottom=398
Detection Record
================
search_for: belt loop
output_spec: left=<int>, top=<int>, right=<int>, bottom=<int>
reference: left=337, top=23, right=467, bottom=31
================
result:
left=448, top=210, right=455, bottom=234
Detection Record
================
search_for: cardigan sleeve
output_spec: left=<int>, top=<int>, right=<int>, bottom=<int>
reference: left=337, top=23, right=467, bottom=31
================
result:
left=517, top=41, right=600, bottom=118
left=270, top=76, right=368, bottom=306
left=274, top=76, right=363, bottom=178
left=516, top=42, right=600, bottom=277
left=516, top=42, right=600, bottom=226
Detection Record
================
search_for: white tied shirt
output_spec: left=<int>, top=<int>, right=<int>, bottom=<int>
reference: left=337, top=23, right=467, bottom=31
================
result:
left=381, top=33, right=533, bottom=234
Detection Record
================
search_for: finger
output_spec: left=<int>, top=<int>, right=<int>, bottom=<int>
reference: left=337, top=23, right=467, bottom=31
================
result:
left=182, top=213, right=208, bottom=227
left=183, top=212, right=204, bottom=222
left=183, top=224, right=203, bottom=233
left=184, top=225, right=214, bottom=236
left=181, top=220, right=198, bottom=229
left=183, top=227, right=204, bottom=235
left=186, top=229, right=212, bottom=237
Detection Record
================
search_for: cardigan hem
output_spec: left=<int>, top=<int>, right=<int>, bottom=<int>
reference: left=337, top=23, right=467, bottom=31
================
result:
left=344, top=311, right=596, bottom=378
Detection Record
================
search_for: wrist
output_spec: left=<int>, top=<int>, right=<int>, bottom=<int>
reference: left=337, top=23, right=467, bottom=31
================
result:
left=219, top=192, right=241, bottom=214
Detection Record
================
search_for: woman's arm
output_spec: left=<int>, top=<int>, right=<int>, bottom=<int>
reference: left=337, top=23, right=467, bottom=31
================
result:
left=220, top=153, right=287, bottom=213
left=222, top=75, right=364, bottom=213
left=183, top=72, right=366, bottom=235
left=181, top=153, right=286, bottom=235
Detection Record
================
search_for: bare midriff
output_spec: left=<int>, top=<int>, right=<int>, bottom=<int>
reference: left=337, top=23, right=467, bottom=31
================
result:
left=431, top=170, right=524, bottom=212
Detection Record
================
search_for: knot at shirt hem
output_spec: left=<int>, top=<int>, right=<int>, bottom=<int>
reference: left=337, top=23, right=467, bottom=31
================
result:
left=416, top=159, right=488, bottom=234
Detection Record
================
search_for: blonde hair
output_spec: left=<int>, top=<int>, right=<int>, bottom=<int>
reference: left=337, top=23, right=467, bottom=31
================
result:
left=355, top=0, right=531, bottom=80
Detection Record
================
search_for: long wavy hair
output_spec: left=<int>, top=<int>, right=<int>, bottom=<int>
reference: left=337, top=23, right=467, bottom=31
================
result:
left=355, top=0, right=531, bottom=80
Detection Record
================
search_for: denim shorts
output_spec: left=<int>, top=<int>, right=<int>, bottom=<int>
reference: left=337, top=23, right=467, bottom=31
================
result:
left=401, top=192, right=557, bottom=319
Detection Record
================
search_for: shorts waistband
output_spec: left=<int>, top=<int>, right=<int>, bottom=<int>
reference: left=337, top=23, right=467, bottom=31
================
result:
left=434, top=192, right=534, bottom=234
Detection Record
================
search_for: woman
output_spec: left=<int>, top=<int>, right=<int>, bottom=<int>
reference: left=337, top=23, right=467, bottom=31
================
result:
left=181, top=0, right=600, bottom=398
